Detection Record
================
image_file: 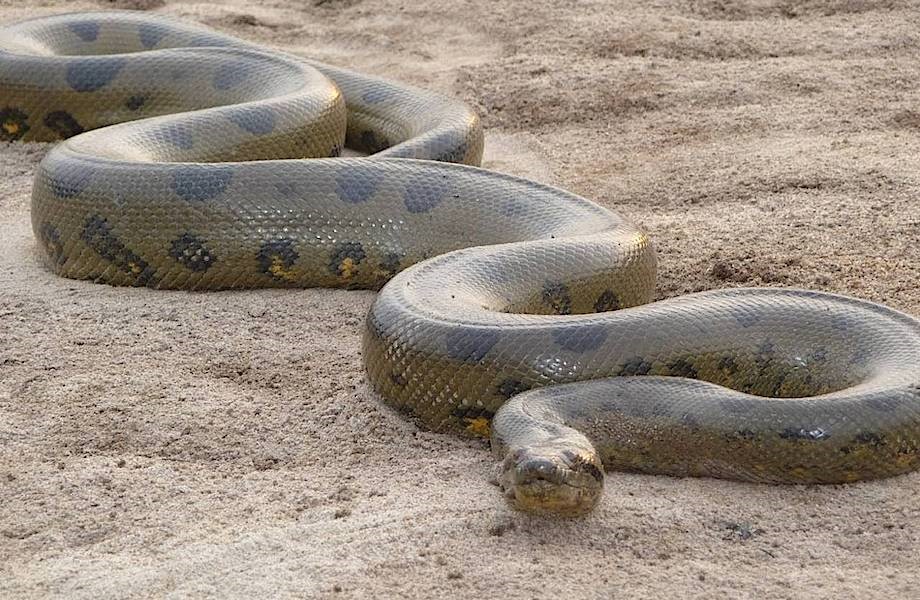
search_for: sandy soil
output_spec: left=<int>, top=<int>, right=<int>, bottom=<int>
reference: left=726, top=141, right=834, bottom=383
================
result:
left=2, top=0, right=920, bottom=597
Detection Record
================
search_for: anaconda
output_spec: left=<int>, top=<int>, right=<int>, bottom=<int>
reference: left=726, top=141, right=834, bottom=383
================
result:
left=2, top=11, right=919, bottom=516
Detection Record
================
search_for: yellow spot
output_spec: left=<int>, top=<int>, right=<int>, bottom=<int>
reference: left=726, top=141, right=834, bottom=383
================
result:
left=842, top=471, right=861, bottom=483
left=268, top=255, right=297, bottom=281
left=339, top=257, right=357, bottom=279
left=3, top=121, right=19, bottom=136
left=895, top=452, right=918, bottom=469
left=127, top=261, right=142, bottom=274
left=464, top=417, right=491, bottom=438
left=789, top=466, right=810, bottom=480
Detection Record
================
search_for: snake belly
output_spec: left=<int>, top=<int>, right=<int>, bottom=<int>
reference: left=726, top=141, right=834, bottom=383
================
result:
left=3, top=11, right=919, bottom=517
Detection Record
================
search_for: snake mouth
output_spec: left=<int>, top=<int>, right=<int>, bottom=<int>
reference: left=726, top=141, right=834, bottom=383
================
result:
left=499, top=445, right=604, bottom=516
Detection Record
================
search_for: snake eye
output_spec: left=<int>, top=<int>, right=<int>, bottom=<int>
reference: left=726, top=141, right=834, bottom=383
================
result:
left=560, top=449, right=605, bottom=482
left=572, top=455, right=604, bottom=483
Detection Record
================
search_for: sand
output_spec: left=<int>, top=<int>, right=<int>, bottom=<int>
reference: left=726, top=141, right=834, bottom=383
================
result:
left=2, top=0, right=920, bottom=597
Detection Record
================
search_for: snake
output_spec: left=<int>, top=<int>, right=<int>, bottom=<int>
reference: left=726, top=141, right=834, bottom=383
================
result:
left=3, top=11, right=920, bottom=517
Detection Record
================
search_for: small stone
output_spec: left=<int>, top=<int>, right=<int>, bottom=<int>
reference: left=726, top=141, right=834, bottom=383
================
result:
left=709, top=260, right=736, bottom=281
left=488, top=519, right=515, bottom=537
left=231, top=14, right=259, bottom=26
left=252, top=456, right=279, bottom=471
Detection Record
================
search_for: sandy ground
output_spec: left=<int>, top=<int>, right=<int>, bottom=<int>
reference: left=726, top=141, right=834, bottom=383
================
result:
left=2, top=0, right=920, bottom=597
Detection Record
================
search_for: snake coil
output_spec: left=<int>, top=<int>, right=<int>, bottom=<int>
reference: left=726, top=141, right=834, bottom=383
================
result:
left=2, top=11, right=919, bottom=516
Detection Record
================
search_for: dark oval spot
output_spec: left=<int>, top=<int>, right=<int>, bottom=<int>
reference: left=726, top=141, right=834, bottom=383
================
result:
left=336, top=170, right=383, bottom=204
left=379, top=252, right=402, bottom=277
left=125, top=95, right=146, bottom=111
left=755, top=340, right=775, bottom=364
left=228, top=106, right=276, bottom=135
left=866, top=395, right=900, bottom=413
left=257, top=239, right=299, bottom=280
left=718, top=398, right=750, bottom=414
left=169, top=233, right=215, bottom=272
left=444, top=328, right=500, bottom=363
left=552, top=324, right=608, bottom=353
left=497, top=379, right=531, bottom=400
left=848, top=346, right=871, bottom=366
left=499, top=198, right=527, bottom=218
left=619, top=355, right=652, bottom=376
left=380, top=145, right=413, bottom=159
left=403, top=173, right=451, bottom=214
left=854, top=431, right=885, bottom=447
left=594, top=290, right=619, bottom=312
left=733, top=428, right=757, bottom=440
left=190, top=35, right=234, bottom=47
left=37, top=223, right=65, bottom=265
left=66, top=58, right=126, bottom=93
left=68, top=21, right=99, bottom=42
left=429, top=131, right=468, bottom=163
left=43, top=111, right=83, bottom=139
left=361, top=88, right=393, bottom=104
left=666, top=357, right=698, bottom=379
left=450, top=405, right=494, bottom=420
left=328, top=241, right=366, bottom=277
left=171, top=166, right=232, bottom=202
left=365, top=310, right=390, bottom=342
left=812, top=348, right=828, bottom=362
left=729, top=306, right=761, bottom=328
left=213, top=60, right=256, bottom=90
left=0, top=107, right=30, bottom=141
left=80, top=215, right=154, bottom=285
left=43, top=161, right=91, bottom=198
left=274, top=179, right=299, bottom=199
left=154, top=123, right=194, bottom=149
left=542, top=281, right=572, bottom=315
left=830, top=313, right=851, bottom=331
left=359, top=129, right=389, bottom=154
left=718, top=355, right=738, bottom=374
left=138, top=23, right=169, bottom=48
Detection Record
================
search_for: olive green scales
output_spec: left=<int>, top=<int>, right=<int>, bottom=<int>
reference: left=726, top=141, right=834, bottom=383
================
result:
left=2, top=11, right=919, bottom=515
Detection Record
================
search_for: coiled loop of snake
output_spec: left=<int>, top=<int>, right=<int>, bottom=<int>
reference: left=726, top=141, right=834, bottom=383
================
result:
left=3, top=11, right=920, bottom=516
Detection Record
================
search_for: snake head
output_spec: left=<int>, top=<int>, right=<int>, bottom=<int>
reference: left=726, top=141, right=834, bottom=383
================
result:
left=497, top=442, right=604, bottom=516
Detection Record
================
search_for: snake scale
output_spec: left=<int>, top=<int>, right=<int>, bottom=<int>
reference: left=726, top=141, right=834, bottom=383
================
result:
left=3, top=11, right=919, bottom=516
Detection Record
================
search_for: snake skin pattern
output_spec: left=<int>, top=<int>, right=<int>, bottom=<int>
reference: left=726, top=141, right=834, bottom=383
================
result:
left=3, top=11, right=919, bottom=516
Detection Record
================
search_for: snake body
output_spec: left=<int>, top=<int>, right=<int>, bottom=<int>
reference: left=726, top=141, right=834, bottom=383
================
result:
left=3, top=11, right=920, bottom=516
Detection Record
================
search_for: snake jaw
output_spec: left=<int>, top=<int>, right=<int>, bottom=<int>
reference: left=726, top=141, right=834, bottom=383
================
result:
left=499, top=443, right=604, bottom=516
